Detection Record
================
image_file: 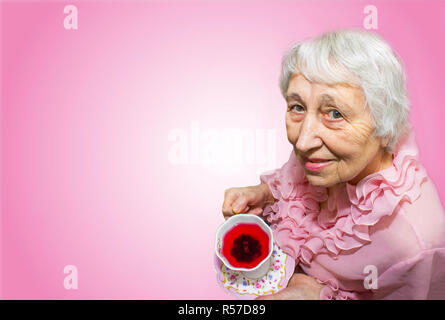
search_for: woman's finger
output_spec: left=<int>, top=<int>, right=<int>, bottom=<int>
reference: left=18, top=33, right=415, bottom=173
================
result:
left=232, top=196, right=247, bottom=214
left=239, top=205, right=250, bottom=213
left=247, top=207, right=263, bottom=215
left=222, top=190, right=240, bottom=215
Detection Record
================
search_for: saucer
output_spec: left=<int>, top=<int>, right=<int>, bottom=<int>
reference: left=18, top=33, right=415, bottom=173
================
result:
left=214, top=242, right=296, bottom=300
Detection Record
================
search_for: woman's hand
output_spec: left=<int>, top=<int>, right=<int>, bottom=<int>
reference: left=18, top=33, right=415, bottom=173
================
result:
left=222, top=183, right=276, bottom=220
left=255, top=273, right=325, bottom=300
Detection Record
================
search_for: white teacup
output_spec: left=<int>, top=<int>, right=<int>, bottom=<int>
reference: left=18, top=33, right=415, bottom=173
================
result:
left=215, top=214, right=274, bottom=279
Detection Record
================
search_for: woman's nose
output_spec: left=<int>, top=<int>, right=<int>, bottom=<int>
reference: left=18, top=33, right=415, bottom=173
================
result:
left=295, top=116, right=323, bottom=153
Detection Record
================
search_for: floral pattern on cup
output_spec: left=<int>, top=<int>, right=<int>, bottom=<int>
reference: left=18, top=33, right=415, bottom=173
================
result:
left=218, top=242, right=289, bottom=297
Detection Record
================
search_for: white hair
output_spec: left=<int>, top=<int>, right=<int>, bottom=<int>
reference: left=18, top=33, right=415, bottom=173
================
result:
left=280, top=29, right=410, bottom=152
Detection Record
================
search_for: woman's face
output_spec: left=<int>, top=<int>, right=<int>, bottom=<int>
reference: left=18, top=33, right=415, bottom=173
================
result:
left=285, top=73, right=388, bottom=188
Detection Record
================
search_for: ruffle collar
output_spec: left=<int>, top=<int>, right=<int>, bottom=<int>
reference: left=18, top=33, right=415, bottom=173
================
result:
left=261, top=130, right=428, bottom=266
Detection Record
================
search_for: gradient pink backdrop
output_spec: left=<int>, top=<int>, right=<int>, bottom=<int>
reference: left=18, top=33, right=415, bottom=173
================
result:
left=1, top=0, right=444, bottom=299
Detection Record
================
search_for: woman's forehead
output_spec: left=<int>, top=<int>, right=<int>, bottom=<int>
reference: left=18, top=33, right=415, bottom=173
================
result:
left=288, top=72, right=358, bottom=89
left=287, top=73, right=364, bottom=105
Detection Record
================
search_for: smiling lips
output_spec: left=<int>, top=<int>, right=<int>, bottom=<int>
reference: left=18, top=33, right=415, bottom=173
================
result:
left=304, top=157, right=333, bottom=171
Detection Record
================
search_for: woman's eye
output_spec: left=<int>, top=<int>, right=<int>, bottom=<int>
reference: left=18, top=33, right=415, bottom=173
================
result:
left=290, top=104, right=305, bottom=113
left=327, top=109, right=343, bottom=120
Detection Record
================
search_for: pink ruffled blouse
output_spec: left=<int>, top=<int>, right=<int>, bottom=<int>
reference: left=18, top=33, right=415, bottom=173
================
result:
left=259, top=131, right=445, bottom=299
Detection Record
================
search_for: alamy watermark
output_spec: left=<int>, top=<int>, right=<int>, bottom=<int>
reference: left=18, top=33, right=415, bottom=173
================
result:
left=363, top=265, right=378, bottom=290
left=168, top=121, right=277, bottom=175
left=363, top=5, right=378, bottom=30
left=63, top=265, right=78, bottom=290
left=63, top=5, right=78, bottom=30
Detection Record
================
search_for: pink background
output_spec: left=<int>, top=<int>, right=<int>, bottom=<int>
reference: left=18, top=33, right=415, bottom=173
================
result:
left=1, top=0, right=444, bottom=299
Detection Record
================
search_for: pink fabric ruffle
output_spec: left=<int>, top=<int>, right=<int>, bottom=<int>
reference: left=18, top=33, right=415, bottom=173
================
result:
left=260, top=130, right=428, bottom=268
left=316, top=278, right=359, bottom=300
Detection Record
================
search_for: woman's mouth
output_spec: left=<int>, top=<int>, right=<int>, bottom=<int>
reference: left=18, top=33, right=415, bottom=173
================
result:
left=303, top=158, right=333, bottom=171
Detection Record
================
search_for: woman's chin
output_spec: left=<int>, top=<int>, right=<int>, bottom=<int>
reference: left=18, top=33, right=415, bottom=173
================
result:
left=305, top=174, right=337, bottom=188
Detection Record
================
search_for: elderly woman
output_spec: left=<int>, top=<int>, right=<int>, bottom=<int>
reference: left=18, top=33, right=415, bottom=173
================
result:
left=222, top=29, right=445, bottom=300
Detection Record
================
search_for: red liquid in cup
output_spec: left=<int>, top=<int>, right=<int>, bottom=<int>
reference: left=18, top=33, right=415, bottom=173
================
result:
left=222, top=223, right=270, bottom=269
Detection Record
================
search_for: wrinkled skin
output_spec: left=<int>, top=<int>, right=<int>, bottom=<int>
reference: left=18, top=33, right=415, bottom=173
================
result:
left=286, top=73, right=393, bottom=188
left=258, top=73, right=393, bottom=300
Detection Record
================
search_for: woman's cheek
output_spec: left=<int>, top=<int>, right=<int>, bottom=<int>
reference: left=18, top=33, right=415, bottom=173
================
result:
left=286, top=121, right=301, bottom=145
left=335, top=159, right=357, bottom=183
left=323, top=130, right=351, bottom=156
left=347, top=121, right=375, bottom=145
left=325, top=123, right=370, bottom=159
left=287, top=130, right=299, bottom=146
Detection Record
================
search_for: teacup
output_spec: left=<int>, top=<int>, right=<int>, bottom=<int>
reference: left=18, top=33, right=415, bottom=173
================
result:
left=215, top=214, right=274, bottom=279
